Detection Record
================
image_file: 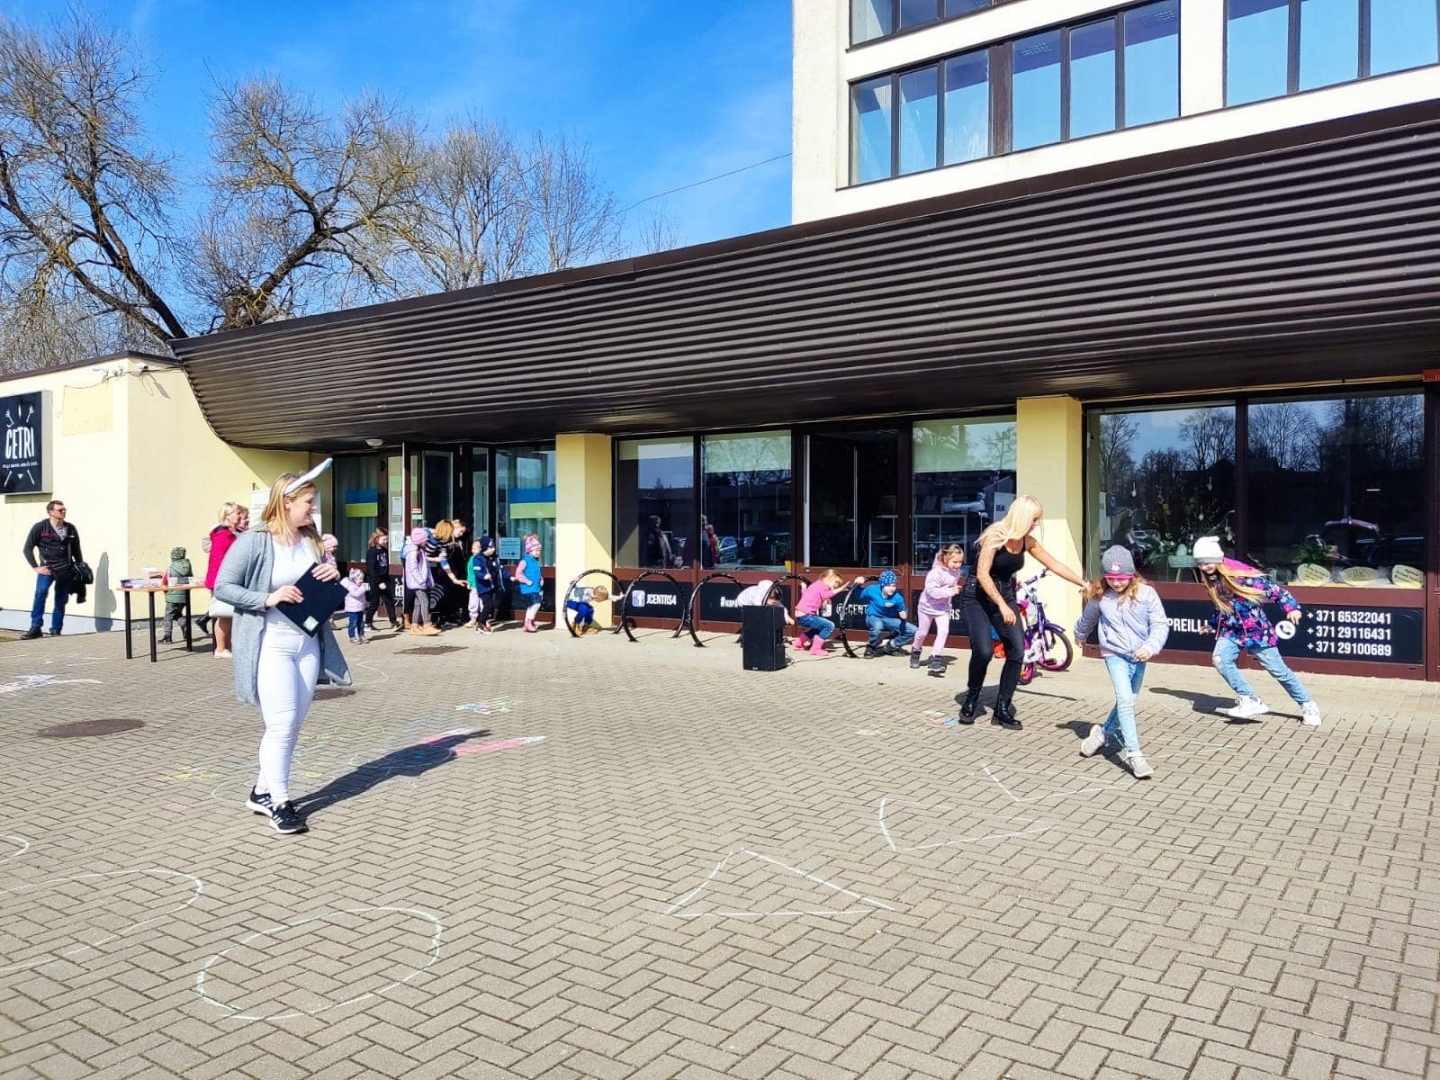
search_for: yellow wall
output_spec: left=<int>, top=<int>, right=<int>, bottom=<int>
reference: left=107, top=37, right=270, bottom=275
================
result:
left=1016, top=395, right=1085, bottom=626
left=555, top=433, right=613, bottom=616
left=2, top=357, right=304, bottom=631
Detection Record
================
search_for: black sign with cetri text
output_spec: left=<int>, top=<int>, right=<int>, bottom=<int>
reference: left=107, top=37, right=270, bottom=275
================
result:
left=1, top=392, right=44, bottom=494
left=617, top=577, right=693, bottom=620
left=1159, top=599, right=1423, bottom=666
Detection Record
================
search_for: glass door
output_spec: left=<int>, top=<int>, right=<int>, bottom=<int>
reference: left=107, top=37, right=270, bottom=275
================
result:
left=470, top=447, right=491, bottom=539
left=805, top=428, right=901, bottom=568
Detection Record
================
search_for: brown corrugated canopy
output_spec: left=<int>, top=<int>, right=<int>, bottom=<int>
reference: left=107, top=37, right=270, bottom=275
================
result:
left=173, top=103, right=1440, bottom=450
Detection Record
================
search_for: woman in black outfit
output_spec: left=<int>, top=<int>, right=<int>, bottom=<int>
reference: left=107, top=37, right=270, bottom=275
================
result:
left=365, top=528, right=397, bottom=630
left=957, top=495, right=1086, bottom=728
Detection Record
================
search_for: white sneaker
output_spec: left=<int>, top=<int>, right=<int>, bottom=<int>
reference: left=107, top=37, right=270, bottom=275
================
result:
left=1301, top=702, right=1321, bottom=727
left=1221, top=697, right=1269, bottom=720
left=1079, top=725, right=1108, bottom=757
left=1121, top=750, right=1154, bottom=779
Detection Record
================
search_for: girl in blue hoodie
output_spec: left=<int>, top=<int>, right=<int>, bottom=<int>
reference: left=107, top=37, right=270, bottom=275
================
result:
left=1073, top=545, right=1169, bottom=779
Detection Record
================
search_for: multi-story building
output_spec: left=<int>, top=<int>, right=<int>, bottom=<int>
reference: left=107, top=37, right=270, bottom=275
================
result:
left=4, top=1, right=1439, bottom=681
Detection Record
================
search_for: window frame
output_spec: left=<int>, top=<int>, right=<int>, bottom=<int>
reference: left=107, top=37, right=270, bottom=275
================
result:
left=850, top=0, right=1000, bottom=48
left=1224, top=0, right=1440, bottom=105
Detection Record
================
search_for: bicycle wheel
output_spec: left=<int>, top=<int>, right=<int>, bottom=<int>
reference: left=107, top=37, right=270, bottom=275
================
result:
left=1037, top=626, right=1073, bottom=671
left=1019, top=660, right=1035, bottom=685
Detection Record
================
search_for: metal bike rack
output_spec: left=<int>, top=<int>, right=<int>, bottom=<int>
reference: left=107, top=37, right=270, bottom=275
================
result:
left=822, top=575, right=878, bottom=659
left=616, top=569, right=683, bottom=643
left=678, top=572, right=742, bottom=647
left=559, top=569, right=626, bottom=638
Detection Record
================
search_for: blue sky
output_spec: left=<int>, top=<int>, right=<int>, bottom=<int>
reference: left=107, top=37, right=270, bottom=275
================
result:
left=5, top=0, right=794, bottom=252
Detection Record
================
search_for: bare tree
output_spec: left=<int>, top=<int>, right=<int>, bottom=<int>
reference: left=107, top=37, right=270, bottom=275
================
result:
left=0, top=15, right=182, bottom=348
left=1097, top=413, right=1138, bottom=495
left=522, top=133, right=623, bottom=273
left=635, top=202, right=683, bottom=256
left=1248, top=400, right=1320, bottom=471
left=189, top=77, right=424, bottom=329
left=1178, top=407, right=1235, bottom=471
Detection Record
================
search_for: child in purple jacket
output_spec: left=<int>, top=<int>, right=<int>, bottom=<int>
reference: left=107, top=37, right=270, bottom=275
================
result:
left=911, top=543, right=964, bottom=677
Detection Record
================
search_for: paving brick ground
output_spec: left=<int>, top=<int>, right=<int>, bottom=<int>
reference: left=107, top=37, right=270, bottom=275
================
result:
left=0, top=619, right=1437, bottom=1080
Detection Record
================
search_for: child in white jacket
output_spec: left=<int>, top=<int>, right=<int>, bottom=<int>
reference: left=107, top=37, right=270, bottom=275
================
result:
left=1073, top=546, right=1169, bottom=779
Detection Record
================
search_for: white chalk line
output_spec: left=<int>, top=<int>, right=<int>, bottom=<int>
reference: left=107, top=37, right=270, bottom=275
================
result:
left=663, top=849, right=894, bottom=919
left=0, top=834, right=32, bottom=864
left=351, top=660, right=390, bottom=685
left=196, top=905, right=443, bottom=1021
left=0, top=869, right=205, bottom=974
left=983, top=763, right=1134, bottom=804
left=877, top=797, right=1056, bottom=853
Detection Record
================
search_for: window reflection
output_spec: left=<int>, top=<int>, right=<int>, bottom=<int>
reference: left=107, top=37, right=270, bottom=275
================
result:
left=808, top=429, right=901, bottom=568
left=616, top=438, right=695, bottom=569
left=852, top=76, right=893, bottom=184
left=852, top=0, right=894, bottom=44
left=1069, top=19, right=1117, bottom=138
left=1125, top=1, right=1180, bottom=126
left=1247, top=395, right=1424, bottom=585
left=1086, top=406, right=1237, bottom=577
left=900, top=0, right=938, bottom=30
left=899, top=67, right=939, bottom=174
left=1299, top=0, right=1359, bottom=91
left=1371, top=0, right=1440, bottom=75
left=1227, top=0, right=1290, bottom=104
left=702, top=433, right=793, bottom=571
left=1012, top=30, right=1062, bottom=150
left=496, top=447, right=556, bottom=563
left=944, top=52, right=989, bottom=164
left=913, top=419, right=1016, bottom=566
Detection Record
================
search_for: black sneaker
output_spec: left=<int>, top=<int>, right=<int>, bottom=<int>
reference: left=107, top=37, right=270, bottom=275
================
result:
left=245, top=788, right=273, bottom=816
left=862, top=645, right=883, bottom=658
left=270, top=801, right=307, bottom=834
left=21, top=626, right=43, bottom=640
left=908, top=650, right=923, bottom=669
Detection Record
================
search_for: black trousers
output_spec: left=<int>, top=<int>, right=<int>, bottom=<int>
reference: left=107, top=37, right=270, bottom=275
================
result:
left=960, top=587, right=1025, bottom=703
left=367, top=582, right=397, bottom=626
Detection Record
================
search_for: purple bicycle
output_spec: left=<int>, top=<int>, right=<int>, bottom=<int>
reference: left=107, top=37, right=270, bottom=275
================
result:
left=1015, top=569, right=1073, bottom=684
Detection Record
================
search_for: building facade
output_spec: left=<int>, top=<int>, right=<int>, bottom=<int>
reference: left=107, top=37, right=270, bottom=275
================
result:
left=5, top=1, right=1438, bottom=682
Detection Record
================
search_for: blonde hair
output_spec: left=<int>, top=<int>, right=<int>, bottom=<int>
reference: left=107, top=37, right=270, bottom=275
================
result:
left=977, top=495, right=1044, bottom=553
left=1201, top=563, right=1267, bottom=615
left=259, top=474, right=321, bottom=556
left=1084, top=572, right=1148, bottom=605
left=819, top=568, right=843, bottom=587
left=433, top=520, right=455, bottom=543
left=217, top=500, right=242, bottom=525
left=935, top=542, right=964, bottom=567
left=368, top=527, right=388, bottom=549
left=591, top=585, right=610, bottom=602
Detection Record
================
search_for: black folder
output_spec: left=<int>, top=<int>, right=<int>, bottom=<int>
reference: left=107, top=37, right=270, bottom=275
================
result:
left=274, top=565, right=348, bottom=637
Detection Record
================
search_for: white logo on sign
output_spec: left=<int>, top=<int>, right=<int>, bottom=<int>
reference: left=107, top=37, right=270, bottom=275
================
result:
left=630, top=590, right=646, bottom=609
left=1275, top=620, right=1296, bottom=640
left=720, top=596, right=739, bottom=608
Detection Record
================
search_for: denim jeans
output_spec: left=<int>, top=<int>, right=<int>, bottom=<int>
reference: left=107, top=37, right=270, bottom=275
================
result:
left=795, top=613, right=834, bottom=641
left=30, top=572, right=71, bottom=633
left=866, top=615, right=916, bottom=648
left=1101, top=654, right=1147, bottom=753
left=1212, top=637, right=1311, bottom=705
left=347, top=612, right=365, bottom=639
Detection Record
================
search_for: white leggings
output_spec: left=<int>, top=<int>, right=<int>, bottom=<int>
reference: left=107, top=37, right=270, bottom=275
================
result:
left=255, top=629, right=320, bottom=805
left=524, top=601, right=540, bottom=623
left=915, top=612, right=951, bottom=654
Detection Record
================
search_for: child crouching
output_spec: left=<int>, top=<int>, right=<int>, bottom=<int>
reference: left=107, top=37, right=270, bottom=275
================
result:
left=1073, top=546, right=1169, bottom=779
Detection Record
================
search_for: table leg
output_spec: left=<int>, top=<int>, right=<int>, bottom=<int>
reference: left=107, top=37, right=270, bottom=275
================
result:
left=124, top=592, right=133, bottom=660
left=184, top=591, right=193, bottom=651
left=148, top=592, right=158, bottom=663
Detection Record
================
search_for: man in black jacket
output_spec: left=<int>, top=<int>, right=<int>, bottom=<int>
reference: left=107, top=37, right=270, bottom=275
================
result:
left=22, top=499, right=82, bottom=639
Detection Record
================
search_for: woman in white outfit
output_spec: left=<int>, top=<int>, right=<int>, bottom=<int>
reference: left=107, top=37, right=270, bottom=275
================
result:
left=214, top=467, right=349, bottom=834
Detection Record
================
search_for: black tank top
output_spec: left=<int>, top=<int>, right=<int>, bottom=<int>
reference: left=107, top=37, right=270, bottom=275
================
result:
left=967, top=539, right=1026, bottom=598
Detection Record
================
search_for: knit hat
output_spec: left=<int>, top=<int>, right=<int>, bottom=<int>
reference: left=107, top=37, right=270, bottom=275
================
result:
left=410, top=527, right=428, bottom=546
left=349, top=567, right=365, bottom=583
left=170, top=546, right=187, bottom=560
left=1192, top=536, right=1225, bottom=564
left=1100, top=546, right=1135, bottom=577
left=878, top=569, right=898, bottom=587
left=321, top=533, right=338, bottom=550
left=524, top=534, right=542, bottom=555
left=480, top=534, right=494, bottom=551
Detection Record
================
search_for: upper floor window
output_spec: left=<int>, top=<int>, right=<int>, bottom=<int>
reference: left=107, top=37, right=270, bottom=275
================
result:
left=1226, top=0, right=1440, bottom=105
left=851, top=0, right=1178, bottom=183
left=853, top=0, right=998, bottom=46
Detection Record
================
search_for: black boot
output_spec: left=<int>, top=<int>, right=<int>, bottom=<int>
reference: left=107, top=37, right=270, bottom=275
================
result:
left=992, top=698, right=1022, bottom=729
left=909, top=650, right=922, bottom=669
left=958, top=687, right=980, bottom=724
left=927, top=656, right=945, bottom=678
left=21, top=626, right=43, bottom=640
left=196, top=615, right=211, bottom=636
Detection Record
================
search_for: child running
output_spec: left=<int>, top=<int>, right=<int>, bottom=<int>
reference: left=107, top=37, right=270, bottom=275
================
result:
left=1073, top=546, right=1169, bottom=779
left=793, top=569, right=865, bottom=658
left=1192, top=536, right=1321, bottom=727
left=911, top=543, right=964, bottom=676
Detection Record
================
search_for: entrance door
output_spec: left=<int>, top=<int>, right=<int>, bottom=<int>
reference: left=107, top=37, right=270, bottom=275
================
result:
left=805, top=429, right=901, bottom=569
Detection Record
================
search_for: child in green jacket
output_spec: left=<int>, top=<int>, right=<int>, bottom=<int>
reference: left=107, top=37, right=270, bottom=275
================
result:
left=161, top=546, right=193, bottom=642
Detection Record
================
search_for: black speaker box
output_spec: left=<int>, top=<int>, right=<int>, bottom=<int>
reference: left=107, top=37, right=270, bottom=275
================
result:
left=741, top=604, right=787, bottom=671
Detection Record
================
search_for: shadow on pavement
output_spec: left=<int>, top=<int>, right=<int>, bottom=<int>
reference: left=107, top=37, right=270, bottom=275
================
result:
left=297, top=730, right=487, bottom=815
left=1148, top=686, right=1232, bottom=713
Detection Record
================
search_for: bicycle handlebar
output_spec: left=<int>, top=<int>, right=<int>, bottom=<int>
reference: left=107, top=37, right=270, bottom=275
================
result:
left=1017, top=568, right=1051, bottom=588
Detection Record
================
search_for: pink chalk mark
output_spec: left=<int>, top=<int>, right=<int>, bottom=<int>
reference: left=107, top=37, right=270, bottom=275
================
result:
left=420, top=728, right=475, bottom=745
left=455, top=736, right=545, bottom=756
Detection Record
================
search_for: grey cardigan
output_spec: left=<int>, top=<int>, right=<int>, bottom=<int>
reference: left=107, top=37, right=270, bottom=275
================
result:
left=214, top=529, right=351, bottom=706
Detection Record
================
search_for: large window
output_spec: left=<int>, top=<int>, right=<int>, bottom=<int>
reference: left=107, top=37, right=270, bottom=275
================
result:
left=852, top=0, right=997, bottom=45
left=496, top=446, right=555, bottom=563
left=851, top=1, right=1179, bottom=183
left=807, top=428, right=901, bottom=568
left=1227, top=0, right=1440, bottom=105
left=702, top=432, right=793, bottom=570
left=1247, top=394, right=1424, bottom=585
left=912, top=418, right=1016, bottom=567
left=1086, top=405, right=1238, bottom=576
left=616, top=438, right=695, bottom=569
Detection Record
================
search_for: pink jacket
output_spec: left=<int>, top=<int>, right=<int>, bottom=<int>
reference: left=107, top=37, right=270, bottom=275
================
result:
left=795, top=579, right=839, bottom=617
left=204, top=524, right=238, bottom=590
left=919, top=562, right=963, bottom=618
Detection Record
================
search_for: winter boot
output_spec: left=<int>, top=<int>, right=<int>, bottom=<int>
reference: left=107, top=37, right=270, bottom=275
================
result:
left=909, top=649, right=922, bottom=669
left=958, top=687, right=981, bottom=724
left=927, top=656, right=945, bottom=677
left=809, top=635, right=830, bottom=658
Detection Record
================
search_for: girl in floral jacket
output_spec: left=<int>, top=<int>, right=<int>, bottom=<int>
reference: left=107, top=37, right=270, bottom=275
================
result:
left=1194, top=537, right=1320, bottom=728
